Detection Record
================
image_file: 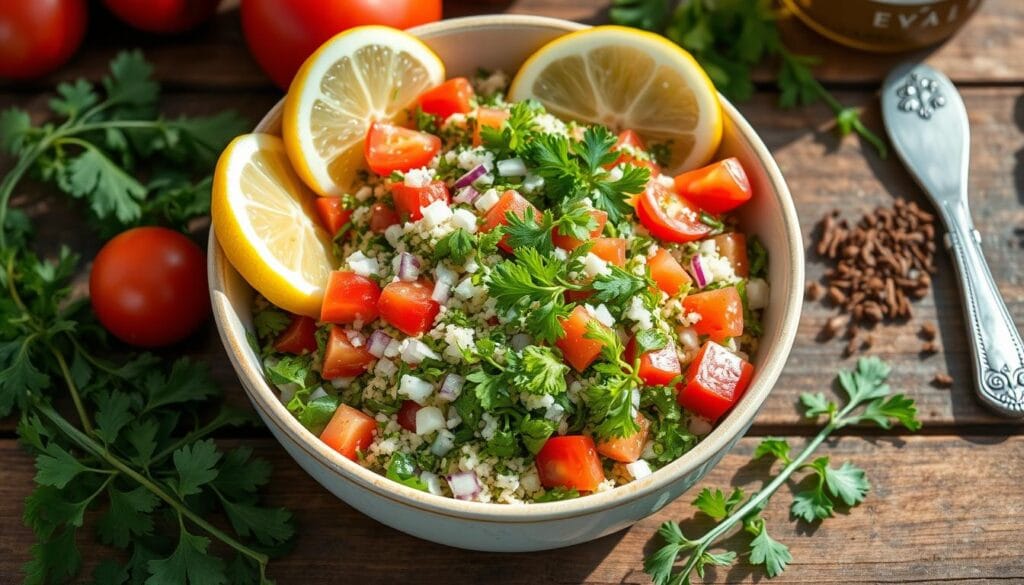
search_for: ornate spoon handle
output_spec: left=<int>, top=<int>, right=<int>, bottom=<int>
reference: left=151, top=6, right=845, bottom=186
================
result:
left=940, top=198, right=1024, bottom=416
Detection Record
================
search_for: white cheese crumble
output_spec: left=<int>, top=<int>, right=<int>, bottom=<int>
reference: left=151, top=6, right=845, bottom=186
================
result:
left=404, top=167, right=434, bottom=188
left=474, top=188, right=500, bottom=212
left=346, top=250, right=379, bottom=277
left=421, top=198, right=453, bottom=228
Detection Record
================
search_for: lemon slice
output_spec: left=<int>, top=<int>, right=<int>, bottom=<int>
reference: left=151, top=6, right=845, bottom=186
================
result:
left=283, top=25, right=445, bottom=196
left=510, top=26, right=722, bottom=174
left=213, top=133, right=334, bottom=318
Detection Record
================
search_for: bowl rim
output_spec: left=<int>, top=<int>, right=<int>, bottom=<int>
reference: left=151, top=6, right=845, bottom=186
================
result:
left=208, top=14, right=803, bottom=522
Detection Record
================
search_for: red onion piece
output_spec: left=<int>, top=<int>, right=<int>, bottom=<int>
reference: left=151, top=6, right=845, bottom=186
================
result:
left=690, top=255, right=709, bottom=288
left=453, top=164, right=488, bottom=188
left=398, top=252, right=421, bottom=281
left=446, top=471, right=481, bottom=500
left=431, top=279, right=451, bottom=303
left=366, top=330, right=392, bottom=358
left=452, top=185, right=480, bottom=205
left=438, top=373, right=464, bottom=401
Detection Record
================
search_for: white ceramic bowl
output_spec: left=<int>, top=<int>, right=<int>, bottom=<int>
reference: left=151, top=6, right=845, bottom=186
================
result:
left=209, top=15, right=803, bottom=552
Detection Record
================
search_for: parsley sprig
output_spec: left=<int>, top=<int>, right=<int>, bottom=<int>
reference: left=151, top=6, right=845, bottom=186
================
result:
left=610, top=0, right=888, bottom=157
left=1, top=53, right=291, bottom=584
left=645, top=358, right=920, bottom=583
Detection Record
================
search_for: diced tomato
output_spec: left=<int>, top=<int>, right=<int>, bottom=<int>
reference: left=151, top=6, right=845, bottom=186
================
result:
left=625, top=336, right=682, bottom=386
left=390, top=180, right=450, bottom=221
left=378, top=280, right=440, bottom=336
left=418, top=77, right=475, bottom=120
left=369, top=202, right=399, bottom=234
left=682, top=287, right=744, bottom=342
left=552, top=209, right=607, bottom=251
left=364, top=122, right=441, bottom=176
left=556, top=305, right=607, bottom=372
left=314, top=197, right=353, bottom=236
left=711, top=232, right=749, bottom=278
left=673, top=157, right=752, bottom=214
left=606, top=129, right=661, bottom=175
left=636, top=180, right=713, bottom=244
left=321, top=271, right=381, bottom=324
left=320, top=404, right=377, bottom=460
left=648, top=247, right=691, bottom=297
left=473, top=107, right=509, bottom=146
left=564, top=286, right=595, bottom=304
left=396, top=400, right=422, bottom=432
left=322, top=326, right=375, bottom=379
left=590, top=237, right=626, bottom=267
left=677, top=341, right=754, bottom=422
left=596, top=414, right=650, bottom=463
left=273, top=315, right=318, bottom=354
left=481, top=190, right=541, bottom=253
left=535, top=435, right=606, bottom=492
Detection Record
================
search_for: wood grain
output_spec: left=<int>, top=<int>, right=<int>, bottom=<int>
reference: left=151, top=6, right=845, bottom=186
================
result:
left=1, top=0, right=1021, bottom=91
left=1, top=436, right=1022, bottom=584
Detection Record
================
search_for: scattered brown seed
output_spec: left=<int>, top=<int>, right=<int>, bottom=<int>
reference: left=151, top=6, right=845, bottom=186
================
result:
left=932, top=373, right=954, bottom=387
left=821, top=315, right=847, bottom=340
left=921, top=341, right=940, bottom=354
left=920, top=322, right=937, bottom=340
left=810, top=201, right=938, bottom=354
left=805, top=281, right=824, bottom=301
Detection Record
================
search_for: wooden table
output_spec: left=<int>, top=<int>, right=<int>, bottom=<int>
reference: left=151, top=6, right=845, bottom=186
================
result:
left=2, top=1, right=1023, bottom=583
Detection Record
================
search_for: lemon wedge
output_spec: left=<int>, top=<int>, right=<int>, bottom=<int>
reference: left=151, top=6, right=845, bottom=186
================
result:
left=213, top=133, right=334, bottom=318
left=510, top=26, right=722, bottom=174
left=283, top=25, right=445, bottom=196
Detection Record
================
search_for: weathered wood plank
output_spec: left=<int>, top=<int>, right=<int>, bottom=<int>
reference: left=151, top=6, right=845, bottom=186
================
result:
left=1, top=436, right=1022, bottom=584
left=0, top=0, right=1020, bottom=91
left=1, top=86, right=1021, bottom=432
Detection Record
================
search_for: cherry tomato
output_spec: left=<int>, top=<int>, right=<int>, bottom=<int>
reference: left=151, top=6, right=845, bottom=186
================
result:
left=273, top=315, right=318, bottom=354
left=677, top=341, right=754, bottom=422
left=390, top=180, right=450, bottom=222
left=552, top=209, right=607, bottom=251
left=711, top=232, right=749, bottom=278
left=240, top=0, right=441, bottom=89
left=320, top=271, right=381, bottom=325
left=322, top=326, right=374, bottom=379
left=364, top=122, right=441, bottom=177
left=473, top=107, right=510, bottom=147
left=589, top=237, right=627, bottom=267
left=314, top=197, right=353, bottom=236
left=625, top=337, right=682, bottom=386
left=89, top=227, right=209, bottom=347
left=555, top=306, right=607, bottom=373
left=480, top=190, right=541, bottom=253
left=0, top=0, right=87, bottom=80
left=535, top=435, right=606, bottom=492
left=396, top=400, right=422, bottom=432
left=682, top=287, right=744, bottom=342
left=673, top=157, right=752, bottom=214
left=320, top=404, right=377, bottom=460
left=418, top=78, right=475, bottom=120
left=103, top=0, right=219, bottom=34
left=607, top=129, right=661, bottom=175
left=596, top=414, right=650, bottom=463
left=378, top=280, right=440, bottom=336
left=636, top=181, right=713, bottom=244
left=369, top=202, right=399, bottom=234
left=648, top=247, right=691, bottom=297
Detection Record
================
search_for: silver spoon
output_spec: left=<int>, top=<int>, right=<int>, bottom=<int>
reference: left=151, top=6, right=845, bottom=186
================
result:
left=881, top=63, right=1024, bottom=417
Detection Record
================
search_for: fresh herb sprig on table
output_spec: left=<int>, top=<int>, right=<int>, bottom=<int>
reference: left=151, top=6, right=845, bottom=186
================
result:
left=1, top=52, right=293, bottom=584
left=645, top=357, right=920, bottom=583
left=610, top=0, right=888, bottom=157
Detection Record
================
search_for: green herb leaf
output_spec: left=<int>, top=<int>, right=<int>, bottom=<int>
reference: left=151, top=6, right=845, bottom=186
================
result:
left=146, top=528, right=227, bottom=585
left=433, top=228, right=476, bottom=264
left=748, top=522, right=792, bottom=577
left=514, top=345, right=568, bottom=396
left=824, top=461, right=870, bottom=506
left=173, top=439, right=221, bottom=497
left=753, top=437, right=791, bottom=463
left=692, top=487, right=745, bottom=521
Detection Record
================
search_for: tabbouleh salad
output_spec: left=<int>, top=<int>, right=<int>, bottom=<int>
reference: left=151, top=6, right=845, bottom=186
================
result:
left=252, top=71, right=769, bottom=504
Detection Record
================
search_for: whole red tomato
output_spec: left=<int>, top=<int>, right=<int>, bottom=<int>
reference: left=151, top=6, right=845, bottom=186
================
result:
left=240, top=0, right=442, bottom=89
left=102, top=0, right=222, bottom=34
left=90, top=227, right=211, bottom=348
left=0, top=0, right=87, bottom=80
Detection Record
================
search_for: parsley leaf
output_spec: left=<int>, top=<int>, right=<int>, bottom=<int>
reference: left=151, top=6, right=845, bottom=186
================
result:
left=433, top=228, right=475, bottom=264
left=752, top=437, right=791, bottom=464
left=535, top=487, right=580, bottom=502
left=173, top=439, right=221, bottom=497
left=519, top=416, right=557, bottom=454
left=513, top=345, right=568, bottom=396
left=147, top=528, right=228, bottom=585
left=747, top=521, right=792, bottom=578
left=693, top=487, right=745, bottom=522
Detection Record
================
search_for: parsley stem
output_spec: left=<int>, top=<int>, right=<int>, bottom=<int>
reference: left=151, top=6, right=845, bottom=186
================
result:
left=48, top=343, right=95, bottom=436
left=34, top=402, right=272, bottom=573
left=0, top=145, right=44, bottom=250
left=150, top=409, right=245, bottom=465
